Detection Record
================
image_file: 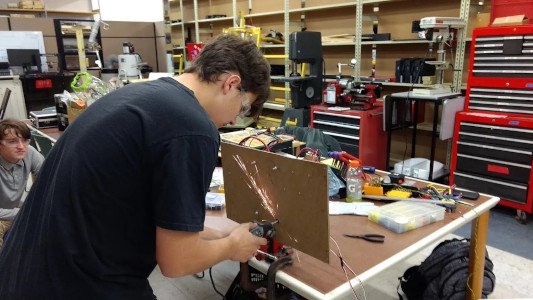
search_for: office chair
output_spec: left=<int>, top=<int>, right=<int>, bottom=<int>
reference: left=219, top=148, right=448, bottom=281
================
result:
left=31, top=131, right=55, bottom=157
left=0, top=88, right=11, bottom=120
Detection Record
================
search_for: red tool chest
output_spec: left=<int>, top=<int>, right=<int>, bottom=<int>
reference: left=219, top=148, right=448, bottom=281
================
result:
left=310, top=104, right=387, bottom=170
left=450, top=112, right=533, bottom=214
left=450, top=25, right=533, bottom=216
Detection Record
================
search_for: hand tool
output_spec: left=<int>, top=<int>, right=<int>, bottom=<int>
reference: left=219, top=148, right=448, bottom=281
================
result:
left=343, top=233, right=385, bottom=243
left=257, top=249, right=278, bottom=261
left=250, top=219, right=279, bottom=238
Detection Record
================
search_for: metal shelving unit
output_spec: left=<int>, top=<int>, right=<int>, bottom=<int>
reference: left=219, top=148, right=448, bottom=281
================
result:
left=164, top=0, right=470, bottom=104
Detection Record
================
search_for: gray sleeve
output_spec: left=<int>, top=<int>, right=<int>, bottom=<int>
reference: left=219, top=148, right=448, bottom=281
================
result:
left=0, top=208, right=20, bottom=221
left=27, top=145, right=45, bottom=176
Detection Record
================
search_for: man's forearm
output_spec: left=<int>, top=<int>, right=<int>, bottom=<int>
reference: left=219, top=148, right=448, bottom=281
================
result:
left=200, top=227, right=224, bottom=240
left=156, top=227, right=235, bottom=277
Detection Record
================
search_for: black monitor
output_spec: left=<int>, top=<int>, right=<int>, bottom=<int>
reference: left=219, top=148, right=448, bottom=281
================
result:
left=7, top=49, right=42, bottom=74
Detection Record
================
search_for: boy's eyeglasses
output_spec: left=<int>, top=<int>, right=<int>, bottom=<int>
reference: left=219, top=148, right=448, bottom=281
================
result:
left=237, top=86, right=251, bottom=117
left=0, top=138, right=31, bottom=148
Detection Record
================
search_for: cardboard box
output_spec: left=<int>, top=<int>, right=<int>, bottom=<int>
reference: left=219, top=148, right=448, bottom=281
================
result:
left=32, top=1, right=44, bottom=9
left=492, top=14, right=529, bottom=26
left=7, top=3, right=18, bottom=8
left=10, top=14, right=35, bottom=18
left=18, top=0, right=33, bottom=9
left=491, top=0, right=533, bottom=24
left=67, top=100, right=86, bottom=124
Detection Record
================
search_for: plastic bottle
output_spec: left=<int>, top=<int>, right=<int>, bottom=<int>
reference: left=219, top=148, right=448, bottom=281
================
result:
left=346, top=160, right=364, bottom=202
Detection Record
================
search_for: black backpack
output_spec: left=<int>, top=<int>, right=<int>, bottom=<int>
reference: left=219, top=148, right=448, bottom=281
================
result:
left=398, top=238, right=496, bottom=300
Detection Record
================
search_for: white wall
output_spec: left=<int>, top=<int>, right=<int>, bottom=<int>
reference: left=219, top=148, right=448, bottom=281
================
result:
left=96, top=0, right=164, bottom=22
left=0, top=0, right=163, bottom=22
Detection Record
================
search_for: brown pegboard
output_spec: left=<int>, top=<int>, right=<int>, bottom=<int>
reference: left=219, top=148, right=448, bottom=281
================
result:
left=221, top=142, right=330, bottom=263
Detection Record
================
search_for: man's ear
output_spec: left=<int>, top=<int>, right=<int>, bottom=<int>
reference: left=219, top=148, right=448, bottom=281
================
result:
left=222, top=74, right=242, bottom=95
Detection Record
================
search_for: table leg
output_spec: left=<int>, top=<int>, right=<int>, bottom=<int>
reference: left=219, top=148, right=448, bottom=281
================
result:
left=428, top=102, right=439, bottom=181
left=411, top=100, right=418, bottom=158
left=466, top=211, right=490, bottom=300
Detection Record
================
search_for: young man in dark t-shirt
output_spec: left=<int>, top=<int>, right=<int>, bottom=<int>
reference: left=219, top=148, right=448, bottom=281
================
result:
left=0, top=34, right=271, bottom=299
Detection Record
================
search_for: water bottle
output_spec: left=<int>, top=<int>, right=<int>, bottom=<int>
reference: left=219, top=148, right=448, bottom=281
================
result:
left=346, top=160, right=364, bottom=202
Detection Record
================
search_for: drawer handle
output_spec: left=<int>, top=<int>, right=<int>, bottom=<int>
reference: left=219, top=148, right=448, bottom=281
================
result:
left=487, top=164, right=509, bottom=175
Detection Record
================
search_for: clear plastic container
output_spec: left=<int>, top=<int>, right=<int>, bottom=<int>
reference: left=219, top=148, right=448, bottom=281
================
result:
left=346, top=160, right=364, bottom=202
left=368, top=201, right=445, bottom=233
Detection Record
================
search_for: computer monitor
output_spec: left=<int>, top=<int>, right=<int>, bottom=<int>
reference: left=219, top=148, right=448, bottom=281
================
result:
left=7, top=49, right=41, bottom=74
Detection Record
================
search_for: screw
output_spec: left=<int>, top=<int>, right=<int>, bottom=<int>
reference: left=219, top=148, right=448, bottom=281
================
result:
left=272, top=166, right=278, bottom=171
left=251, top=161, right=256, bottom=165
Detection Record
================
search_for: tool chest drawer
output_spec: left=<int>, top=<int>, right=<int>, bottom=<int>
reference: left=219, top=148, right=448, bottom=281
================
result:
left=453, top=171, right=528, bottom=205
left=455, top=153, right=531, bottom=183
left=320, top=131, right=359, bottom=146
left=310, top=105, right=387, bottom=170
left=312, top=120, right=360, bottom=137
left=313, top=111, right=361, bottom=126
left=457, top=141, right=532, bottom=165
left=471, top=33, right=533, bottom=79
left=458, top=122, right=533, bottom=150
left=468, top=87, right=533, bottom=115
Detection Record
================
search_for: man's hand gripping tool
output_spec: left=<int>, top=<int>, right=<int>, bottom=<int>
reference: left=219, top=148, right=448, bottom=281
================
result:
left=250, top=219, right=279, bottom=238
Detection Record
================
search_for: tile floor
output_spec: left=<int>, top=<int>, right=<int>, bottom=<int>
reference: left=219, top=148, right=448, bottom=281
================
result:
left=149, top=232, right=533, bottom=299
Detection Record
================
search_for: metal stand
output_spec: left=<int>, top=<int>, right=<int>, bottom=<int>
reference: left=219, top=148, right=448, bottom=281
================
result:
left=281, top=108, right=310, bottom=127
left=386, top=91, right=460, bottom=181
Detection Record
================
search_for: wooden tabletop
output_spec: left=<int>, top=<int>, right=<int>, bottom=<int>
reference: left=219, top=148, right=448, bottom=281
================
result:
left=206, top=177, right=500, bottom=299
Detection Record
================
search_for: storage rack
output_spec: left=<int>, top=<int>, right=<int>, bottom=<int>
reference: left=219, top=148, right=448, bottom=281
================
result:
left=54, top=19, right=103, bottom=72
left=165, top=0, right=473, bottom=103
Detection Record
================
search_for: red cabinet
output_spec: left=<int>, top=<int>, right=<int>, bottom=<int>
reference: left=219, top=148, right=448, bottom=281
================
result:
left=450, top=25, right=533, bottom=214
left=450, top=112, right=533, bottom=214
left=310, top=105, right=387, bottom=170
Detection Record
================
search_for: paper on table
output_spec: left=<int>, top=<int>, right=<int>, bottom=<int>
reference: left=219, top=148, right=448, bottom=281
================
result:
left=210, top=167, right=224, bottom=187
left=329, top=201, right=376, bottom=216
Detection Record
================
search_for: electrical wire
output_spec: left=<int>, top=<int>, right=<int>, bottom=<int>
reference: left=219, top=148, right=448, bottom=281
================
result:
left=209, top=267, right=227, bottom=300
left=329, top=236, right=367, bottom=300
left=296, top=147, right=320, bottom=160
left=239, top=136, right=271, bottom=152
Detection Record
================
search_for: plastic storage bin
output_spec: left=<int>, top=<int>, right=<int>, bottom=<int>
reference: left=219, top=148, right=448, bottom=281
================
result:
left=368, top=201, right=446, bottom=233
left=394, top=158, right=444, bottom=180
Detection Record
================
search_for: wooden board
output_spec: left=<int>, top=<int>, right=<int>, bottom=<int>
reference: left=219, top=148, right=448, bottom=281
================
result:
left=221, top=142, right=330, bottom=263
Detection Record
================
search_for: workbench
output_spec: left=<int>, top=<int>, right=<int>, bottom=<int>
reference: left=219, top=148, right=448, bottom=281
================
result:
left=206, top=174, right=499, bottom=300
left=30, top=123, right=500, bottom=299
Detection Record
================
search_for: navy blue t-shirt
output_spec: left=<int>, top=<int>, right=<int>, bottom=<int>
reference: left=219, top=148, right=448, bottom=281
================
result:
left=0, top=77, right=220, bottom=299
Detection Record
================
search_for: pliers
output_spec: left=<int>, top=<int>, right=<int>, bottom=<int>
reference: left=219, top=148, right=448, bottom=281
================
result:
left=343, top=233, right=385, bottom=243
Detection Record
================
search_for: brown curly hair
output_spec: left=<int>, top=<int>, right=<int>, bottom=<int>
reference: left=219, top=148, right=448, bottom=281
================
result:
left=0, top=118, right=31, bottom=140
left=185, top=34, right=271, bottom=117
